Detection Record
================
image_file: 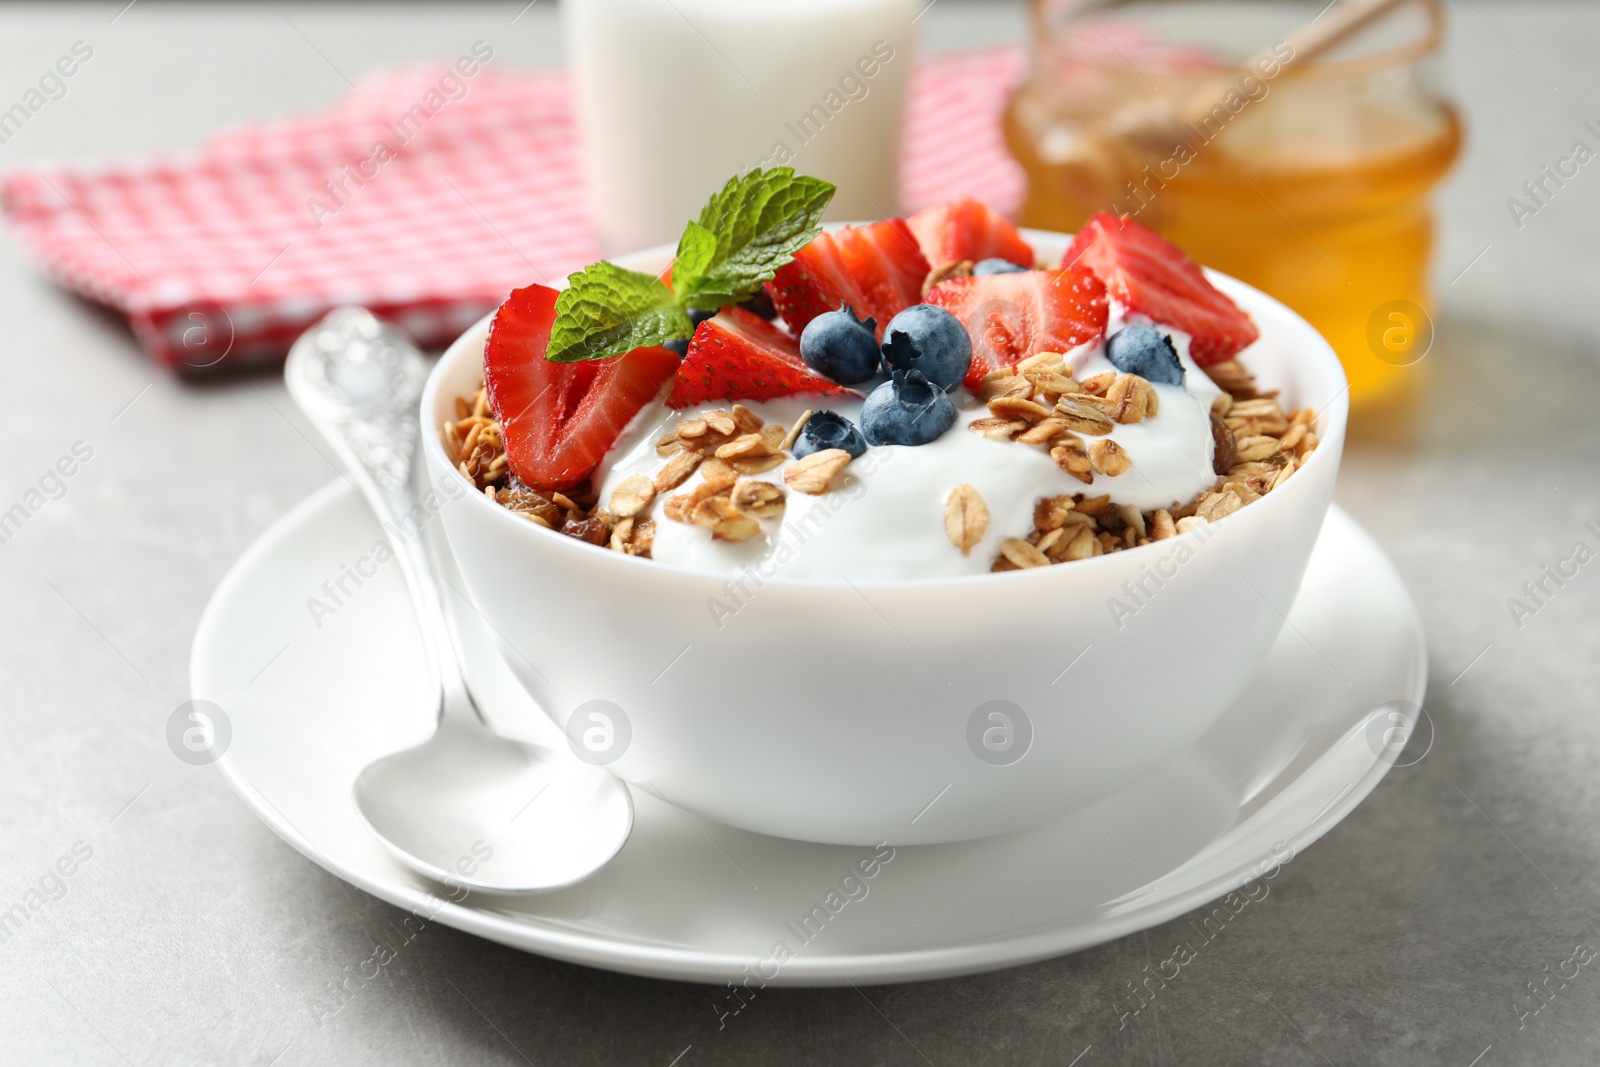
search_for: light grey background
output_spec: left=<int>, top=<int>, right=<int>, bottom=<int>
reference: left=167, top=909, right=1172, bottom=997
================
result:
left=2, top=2, right=1598, bottom=1064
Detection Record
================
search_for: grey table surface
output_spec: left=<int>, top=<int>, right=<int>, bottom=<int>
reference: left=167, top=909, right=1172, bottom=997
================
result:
left=2, top=1, right=1598, bottom=1064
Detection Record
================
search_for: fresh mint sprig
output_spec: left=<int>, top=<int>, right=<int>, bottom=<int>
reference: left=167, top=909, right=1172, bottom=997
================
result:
left=546, top=167, right=834, bottom=363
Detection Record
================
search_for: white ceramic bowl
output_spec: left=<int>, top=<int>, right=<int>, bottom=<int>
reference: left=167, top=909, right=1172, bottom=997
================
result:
left=421, top=229, right=1348, bottom=846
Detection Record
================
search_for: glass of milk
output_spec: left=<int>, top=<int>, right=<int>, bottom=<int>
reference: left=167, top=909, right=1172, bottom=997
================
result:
left=565, top=0, right=920, bottom=255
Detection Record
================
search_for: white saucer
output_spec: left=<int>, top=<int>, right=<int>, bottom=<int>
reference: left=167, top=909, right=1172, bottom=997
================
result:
left=192, top=483, right=1426, bottom=986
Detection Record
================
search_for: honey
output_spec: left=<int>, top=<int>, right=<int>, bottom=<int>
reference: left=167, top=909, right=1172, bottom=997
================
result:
left=1004, top=2, right=1460, bottom=411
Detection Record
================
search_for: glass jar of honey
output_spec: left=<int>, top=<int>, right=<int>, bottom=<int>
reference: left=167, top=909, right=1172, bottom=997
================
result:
left=1005, top=0, right=1460, bottom=414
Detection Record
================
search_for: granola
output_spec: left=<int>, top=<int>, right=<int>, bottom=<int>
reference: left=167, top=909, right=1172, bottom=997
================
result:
left=441, top=386, right=648, bottom=554
left=986, top=360, right=1318, bottom=573
left=783, top=448, right=852, bottom=495
left=449, top=329, right=1316, bottom=576
left=944, top=484, right=989, bottom=557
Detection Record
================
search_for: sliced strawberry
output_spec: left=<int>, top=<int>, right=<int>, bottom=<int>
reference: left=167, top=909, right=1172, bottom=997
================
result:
left=484, top=284, right=679, bottom=491
left=907, top=197, right=1034, bottom=269
left=1063, top=212, right=1258, bottom=365
left=765, top=219, right=929, bottom=339
left=668, top=307, right=854, bottom=409
left=924, top=266, right=1109, bottom=392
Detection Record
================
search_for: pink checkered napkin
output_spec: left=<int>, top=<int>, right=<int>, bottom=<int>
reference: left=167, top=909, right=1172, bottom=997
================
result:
left=1, top=48, right=1024, bottom=370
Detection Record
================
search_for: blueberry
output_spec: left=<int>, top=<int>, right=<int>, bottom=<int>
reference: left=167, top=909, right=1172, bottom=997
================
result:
left=1105, top=324, right=1184, bottom=386
left=739, top=288, right=777, bottom=319
left=799, top=304, right=881, bottom=385
left=663, top=337, right=690, bottom=357
left=792, top=410, right=867, bottom=460
left=973, top=257, right=1028, bottom=275
left=687, top=307, right=717, bottom=327
left=881, top=304, right=971, bottom=393
left=860, top=369, right=958, bottom=446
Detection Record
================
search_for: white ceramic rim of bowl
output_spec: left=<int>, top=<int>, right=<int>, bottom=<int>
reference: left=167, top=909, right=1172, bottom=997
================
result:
left=419, top=226, right=1350, bottom=590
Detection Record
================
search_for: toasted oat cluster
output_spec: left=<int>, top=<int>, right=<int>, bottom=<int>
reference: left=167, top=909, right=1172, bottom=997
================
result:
left=970, top=357, right=1320, bottom=572
left=441, top=388, right=655, bottom=556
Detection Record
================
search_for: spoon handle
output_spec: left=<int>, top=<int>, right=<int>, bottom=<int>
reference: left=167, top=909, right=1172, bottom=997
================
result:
left=285, top=307, right=479, bottom=724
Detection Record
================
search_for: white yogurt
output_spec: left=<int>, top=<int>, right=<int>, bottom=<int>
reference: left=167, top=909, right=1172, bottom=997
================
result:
left=595, top=315, right=1226, bottom=581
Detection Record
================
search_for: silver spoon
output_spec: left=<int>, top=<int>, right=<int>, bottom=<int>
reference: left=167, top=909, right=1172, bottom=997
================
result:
left=285, top=307, right=633, bottom=893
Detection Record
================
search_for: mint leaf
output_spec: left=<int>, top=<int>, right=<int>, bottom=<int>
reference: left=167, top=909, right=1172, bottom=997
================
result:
left=545, top=167, right=835, bottom=362
left=673, top=220, right=719, bottom=286
left=673, top=167, right=835, bottom=311
left=547, top=262, right=691, bottom=363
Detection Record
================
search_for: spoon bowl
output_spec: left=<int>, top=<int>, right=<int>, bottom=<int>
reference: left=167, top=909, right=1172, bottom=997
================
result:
left=287, top=306, right=634, bottom=894
left=353, top=719, right=633, bottom=893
